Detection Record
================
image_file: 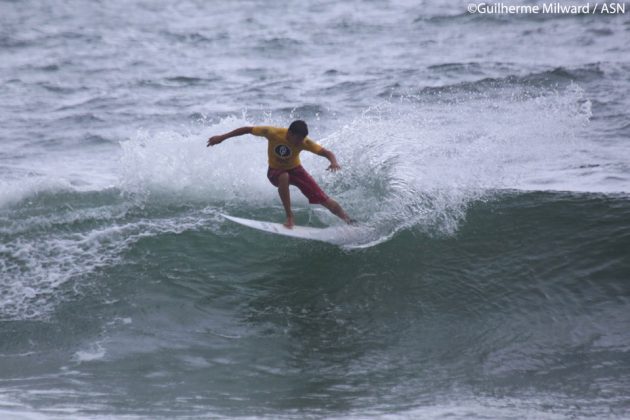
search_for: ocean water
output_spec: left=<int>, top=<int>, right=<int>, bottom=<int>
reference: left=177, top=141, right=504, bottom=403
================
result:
left=1, top=0, right=629, bottom=418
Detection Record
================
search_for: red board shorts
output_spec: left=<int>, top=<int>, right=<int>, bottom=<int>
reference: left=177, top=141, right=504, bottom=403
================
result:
left=267, top=165, right=329, bottom=204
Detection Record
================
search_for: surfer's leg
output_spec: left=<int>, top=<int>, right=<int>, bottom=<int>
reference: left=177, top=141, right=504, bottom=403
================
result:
left=321, top=198, right=352, bottom=224
left=277, top=172, right=294, bottom=229
left=287, top=166, right=352, bottom=224
left=267, top=168, right=294, bottom=228
left=288, top=166, right=329, bottom=204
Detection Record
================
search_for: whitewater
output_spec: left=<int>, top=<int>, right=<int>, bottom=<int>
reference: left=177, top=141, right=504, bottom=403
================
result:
left=1, top=0, right=629, bottom=418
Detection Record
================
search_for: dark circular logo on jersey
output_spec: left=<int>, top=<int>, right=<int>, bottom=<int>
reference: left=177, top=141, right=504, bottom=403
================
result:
left=274, top=144, right=292, bottom=158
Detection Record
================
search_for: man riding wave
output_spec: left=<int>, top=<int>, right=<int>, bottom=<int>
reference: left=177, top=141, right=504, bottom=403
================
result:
left=207, top=120, right=352, bottom=228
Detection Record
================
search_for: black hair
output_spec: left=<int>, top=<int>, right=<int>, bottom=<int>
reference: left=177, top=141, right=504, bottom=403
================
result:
left=288, top=120, right=308, bottom=138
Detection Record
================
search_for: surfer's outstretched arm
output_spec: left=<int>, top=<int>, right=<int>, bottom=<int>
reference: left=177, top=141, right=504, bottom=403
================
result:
left=207, top=126, right=253, bottom=147
left=317, top=148, right=341, bottom=172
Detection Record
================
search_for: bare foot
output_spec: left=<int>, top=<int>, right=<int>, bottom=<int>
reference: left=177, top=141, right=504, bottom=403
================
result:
left=283, top=217, right=294, bottom=229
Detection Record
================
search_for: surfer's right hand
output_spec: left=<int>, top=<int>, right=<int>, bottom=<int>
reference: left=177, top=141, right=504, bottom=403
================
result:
left=207, top=135, right=224, bottom=147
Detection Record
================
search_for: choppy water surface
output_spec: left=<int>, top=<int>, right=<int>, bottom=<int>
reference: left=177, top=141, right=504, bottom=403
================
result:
left=1, top=0, right=629, bottom=418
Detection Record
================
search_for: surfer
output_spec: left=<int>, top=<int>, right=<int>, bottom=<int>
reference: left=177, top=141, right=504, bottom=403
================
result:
left=207, top=120, right=352, bottom=229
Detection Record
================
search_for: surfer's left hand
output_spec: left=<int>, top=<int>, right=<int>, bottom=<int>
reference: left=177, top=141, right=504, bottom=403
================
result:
left=327, top=163, right=341, bottom=172
left=207, top=135, right=224, bottom=147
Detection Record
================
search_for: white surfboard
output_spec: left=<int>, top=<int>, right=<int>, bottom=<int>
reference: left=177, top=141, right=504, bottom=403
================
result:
left=221, top=213, right=366, bottom=245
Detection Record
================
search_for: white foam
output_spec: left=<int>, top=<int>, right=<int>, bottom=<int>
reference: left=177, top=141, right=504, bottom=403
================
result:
left=73, top=343, right=106, bottom=363
left=0, top=176, right=72, bottom=208
left=118, top=115, right=280, bottom=206
left=334, top=394, right=596, bottom=420
left=309, top=85, right=603, bottom=238
left=0, top=147, right=119, bottom=209
left=115, top=86, right=613, bottom=247
left=0, top=211, right=218, bottom=320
